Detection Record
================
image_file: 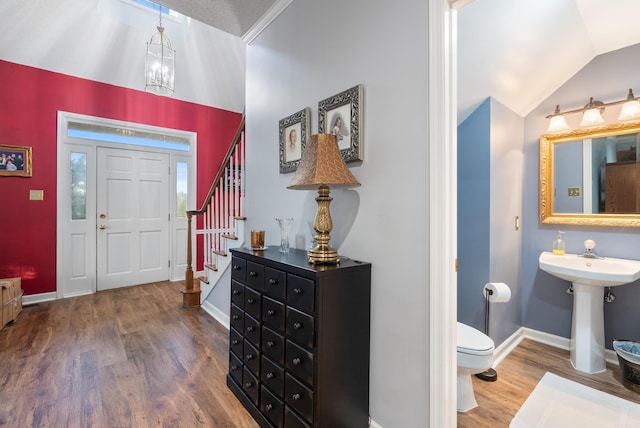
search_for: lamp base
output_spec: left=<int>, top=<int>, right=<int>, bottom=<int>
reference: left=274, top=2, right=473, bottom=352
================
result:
left=307, top=245, right=340, bottom=264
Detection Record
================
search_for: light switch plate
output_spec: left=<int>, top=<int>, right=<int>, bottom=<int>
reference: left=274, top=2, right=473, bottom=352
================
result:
left=568, top=187, right=580, bottom=197
left=29, top=190, right=44, bottom=200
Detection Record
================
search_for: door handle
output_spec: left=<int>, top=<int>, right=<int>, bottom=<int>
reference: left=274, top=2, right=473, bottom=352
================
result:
left=99, top=225, right=107, bottom=230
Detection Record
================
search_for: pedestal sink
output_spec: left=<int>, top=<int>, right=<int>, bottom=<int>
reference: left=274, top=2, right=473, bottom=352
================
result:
left=539, top=251, right=640, bottom=374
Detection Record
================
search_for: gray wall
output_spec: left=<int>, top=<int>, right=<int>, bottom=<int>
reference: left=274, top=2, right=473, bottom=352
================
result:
left=245, top=0, right=431, bottom=426
left=523, top=43, right=640, bottom=347
left=458, top=97, right=523, bottom=345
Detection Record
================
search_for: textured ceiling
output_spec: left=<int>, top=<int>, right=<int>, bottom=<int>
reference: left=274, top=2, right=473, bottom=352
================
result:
left=156, top=0, right=277, bottom=38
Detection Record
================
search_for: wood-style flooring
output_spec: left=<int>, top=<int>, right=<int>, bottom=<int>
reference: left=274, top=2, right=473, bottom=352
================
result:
left=457, top=338, right=640, bottom=427
left=0, top=281, right=258, bottom=428
left=3, top=283, right=639, bottom=427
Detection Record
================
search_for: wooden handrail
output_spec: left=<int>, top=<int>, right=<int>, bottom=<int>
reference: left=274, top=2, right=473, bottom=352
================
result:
left=182, top=116, right=245, bottom=307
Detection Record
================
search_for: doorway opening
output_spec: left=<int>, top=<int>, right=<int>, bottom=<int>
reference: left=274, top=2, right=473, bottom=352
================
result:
left=56, top=111, right=196, bottom=298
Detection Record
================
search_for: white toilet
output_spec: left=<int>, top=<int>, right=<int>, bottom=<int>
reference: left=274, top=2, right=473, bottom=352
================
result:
left=457, top=322, right=495, bottom=412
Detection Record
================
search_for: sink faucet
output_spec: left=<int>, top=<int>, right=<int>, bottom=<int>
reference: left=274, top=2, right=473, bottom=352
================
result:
left=583, top=239, right=598, bottom=258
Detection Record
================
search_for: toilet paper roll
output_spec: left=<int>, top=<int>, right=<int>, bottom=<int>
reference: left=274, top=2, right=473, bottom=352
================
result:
left=483, top=282, right=511, bottom=303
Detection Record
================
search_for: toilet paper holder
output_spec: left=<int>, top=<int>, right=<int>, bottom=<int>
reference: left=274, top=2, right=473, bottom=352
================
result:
left=476, top=282, right=511, bottom=382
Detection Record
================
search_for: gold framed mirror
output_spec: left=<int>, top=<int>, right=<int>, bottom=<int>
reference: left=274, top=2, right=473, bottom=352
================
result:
left=540, top=120, right=640, bottom=227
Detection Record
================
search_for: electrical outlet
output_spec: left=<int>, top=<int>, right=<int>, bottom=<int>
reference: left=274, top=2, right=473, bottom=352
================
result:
left=568, top=187, right=580, bottom=197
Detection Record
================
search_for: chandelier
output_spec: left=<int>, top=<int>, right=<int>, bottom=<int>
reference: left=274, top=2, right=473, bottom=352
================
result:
left=145, top=3, right=175, bottom=96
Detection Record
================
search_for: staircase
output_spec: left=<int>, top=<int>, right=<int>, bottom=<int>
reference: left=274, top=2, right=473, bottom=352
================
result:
left=181, top=117, right=246, bottom=307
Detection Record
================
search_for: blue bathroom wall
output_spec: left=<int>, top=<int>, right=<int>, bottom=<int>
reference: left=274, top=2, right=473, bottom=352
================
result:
left=522, top=43, right=640, bottom=348
left=458, top=98, right=491, bottom=329
left=458, top=97, right=523, bottom=346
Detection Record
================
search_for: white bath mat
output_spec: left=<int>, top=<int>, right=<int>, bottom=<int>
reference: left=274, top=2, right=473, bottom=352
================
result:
left=510, top=372, right=640, bottom=427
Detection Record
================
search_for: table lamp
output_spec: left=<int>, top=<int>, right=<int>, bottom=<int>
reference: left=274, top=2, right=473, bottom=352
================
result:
left=287, top=133, right=360, bottom=264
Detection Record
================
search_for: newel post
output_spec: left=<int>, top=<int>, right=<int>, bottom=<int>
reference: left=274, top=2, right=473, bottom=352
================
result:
left=181, top=211, right=200, bottom=307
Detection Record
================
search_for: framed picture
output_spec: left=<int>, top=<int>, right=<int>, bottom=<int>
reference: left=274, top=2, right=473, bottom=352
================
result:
left=279, top=107, right=311, bottom=173
left=318, top=84, right=363, bottom=163
left=0, top=144, right=32, bottom=177
left=226, top=166, right=243, bottom=188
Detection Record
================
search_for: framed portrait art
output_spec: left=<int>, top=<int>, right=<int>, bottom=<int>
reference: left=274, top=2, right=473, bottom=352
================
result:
left=0, top=144, right=32, bottom=177
left=318, top=84, right=363, bottom=163
left=279, top=107, right=310, bottom=173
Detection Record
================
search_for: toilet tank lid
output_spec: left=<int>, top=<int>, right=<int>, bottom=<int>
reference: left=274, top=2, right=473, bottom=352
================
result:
left=457, top=322, right=494, bottom=353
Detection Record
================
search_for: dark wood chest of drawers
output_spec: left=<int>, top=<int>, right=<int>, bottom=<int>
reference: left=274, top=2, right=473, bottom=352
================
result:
left=227, top=247, right=371, bottom=428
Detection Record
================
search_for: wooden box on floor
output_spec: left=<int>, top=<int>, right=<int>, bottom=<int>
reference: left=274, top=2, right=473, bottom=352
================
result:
left=1, top=277, right=23, bottom=329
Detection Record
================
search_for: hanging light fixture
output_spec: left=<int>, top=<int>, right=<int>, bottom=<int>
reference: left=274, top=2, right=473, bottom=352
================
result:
left=145, top=3, right=175, bottom=97
left=618, top=89, right=640, bottom=121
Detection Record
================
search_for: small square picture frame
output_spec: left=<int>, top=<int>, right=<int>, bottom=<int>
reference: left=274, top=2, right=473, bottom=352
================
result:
left=279, top=107, right=311, bottom=174
left=318, top=84, right=363, bottom=163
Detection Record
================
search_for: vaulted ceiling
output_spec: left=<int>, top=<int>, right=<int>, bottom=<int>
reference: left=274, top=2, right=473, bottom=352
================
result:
left=46, top=0, right=634, bottom=124
left=457, top=0, right=640, bottom=123
left=157, top=0, right=640, bottom=124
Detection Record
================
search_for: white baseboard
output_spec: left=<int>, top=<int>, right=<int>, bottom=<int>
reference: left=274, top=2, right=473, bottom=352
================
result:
left=201, top=300, right=230, bottom=330
left=521, top=327, right=618, bottom=366
left=493, top=326, right=524, bottom=367
left=22, top=292, right=57, bottom=305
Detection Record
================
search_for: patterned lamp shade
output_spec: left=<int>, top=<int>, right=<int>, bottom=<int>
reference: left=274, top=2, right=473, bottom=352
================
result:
left=287, top=134, right=360, bottom=190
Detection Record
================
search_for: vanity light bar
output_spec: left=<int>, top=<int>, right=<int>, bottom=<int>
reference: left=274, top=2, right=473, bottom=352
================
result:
left=546, top=89, right=640, bottom=132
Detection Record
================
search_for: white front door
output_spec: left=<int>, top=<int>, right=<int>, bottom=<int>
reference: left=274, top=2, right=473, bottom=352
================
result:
left=96, top=147, right=170, bottom=290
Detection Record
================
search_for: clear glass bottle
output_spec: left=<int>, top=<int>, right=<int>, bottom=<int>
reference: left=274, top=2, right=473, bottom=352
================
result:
left=553, top=231, right=565, bottom=255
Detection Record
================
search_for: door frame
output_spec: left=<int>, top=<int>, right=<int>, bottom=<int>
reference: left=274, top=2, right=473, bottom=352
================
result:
left=56, top=111, right=197, bottom=298
left=429, top=1, right=459, bottom=426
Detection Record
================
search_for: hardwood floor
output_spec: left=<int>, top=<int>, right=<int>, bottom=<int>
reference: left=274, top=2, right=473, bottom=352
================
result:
left=0, top=281, right=258, bottom=428
left=5, top=284, right=639, bottom=428
left=457, top=338, right=640, bottom=427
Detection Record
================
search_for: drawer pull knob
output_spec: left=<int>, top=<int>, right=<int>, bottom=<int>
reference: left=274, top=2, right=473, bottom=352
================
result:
left=231, top=340, right=238, bottom=345
left=233, top=265, right=240, bottom=271
left=265, top=403, right=273, bottom=411
left=292, top=393, right=301, bottom=401
left=267, top=341, right=275, bottom=347
left=293, top=288, right=303, bottom=295
left=267, top=309, right=275, bottom=316
left=266, top=372, right=274, bottom=379
left=232, top=315, right=239, bottom=320
left=247, top=298, right=255, bottom=304
left=293, top=322, right=302, bottom=329
left=232, top=290, right=240, bottom=295
left=269, top=278, right=277, bottom=285
left=249, top=271, right=258, bottom=277
left=245, top=382, right=253, bottom=388
left=246, top=354, right=254, bottom=360
left=292, top=357, right=301, bottom=365
left=231, top=365, right=238, bottom=371
left=247, top=326, right=254, bottom=332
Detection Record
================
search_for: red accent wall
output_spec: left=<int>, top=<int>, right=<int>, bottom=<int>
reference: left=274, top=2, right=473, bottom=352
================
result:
left=0, top=60, right=241, bottom=296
